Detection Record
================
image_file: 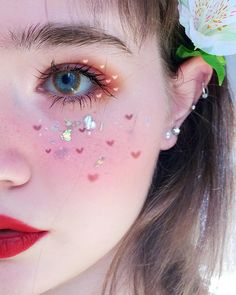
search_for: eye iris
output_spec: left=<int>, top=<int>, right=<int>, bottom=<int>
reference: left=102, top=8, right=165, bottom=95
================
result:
left=53, top=71, right=81, bottom=94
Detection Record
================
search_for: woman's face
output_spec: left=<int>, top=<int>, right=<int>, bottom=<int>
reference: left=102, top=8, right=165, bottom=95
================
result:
left=0, top=0, right=172, bottom=293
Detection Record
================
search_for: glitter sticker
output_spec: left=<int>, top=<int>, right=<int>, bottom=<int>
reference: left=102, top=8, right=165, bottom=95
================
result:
left=82, top=59, right=88, bottom=64
left=64, top=119, right=74, bottom=127
left=51, top=122, right=61, bottom=132
left=88, top=173, right=99, bottom=182
left=106, top=79, right=111, bottom=84
left=61, top=129, right=72, bottom=142
left=83, top=115, right=96, bottom=131
left=112, top=75, right=118, bottom=80
left=131, top=151, right=141, bottom=159
left=55, top=147, right=69, bottom=159
left=95, top=157, right=105, bottom=168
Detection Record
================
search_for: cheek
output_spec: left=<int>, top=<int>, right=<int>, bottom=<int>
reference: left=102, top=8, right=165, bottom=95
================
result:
left=29, top=103, right=163, bottom=195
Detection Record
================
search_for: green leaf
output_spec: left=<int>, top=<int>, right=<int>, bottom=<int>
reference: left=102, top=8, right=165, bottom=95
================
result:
left=176, top=45, right=226, bottom=86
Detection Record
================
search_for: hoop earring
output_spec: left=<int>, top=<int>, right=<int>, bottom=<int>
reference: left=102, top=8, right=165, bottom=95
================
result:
left=202, top=82, right=209, bottom=99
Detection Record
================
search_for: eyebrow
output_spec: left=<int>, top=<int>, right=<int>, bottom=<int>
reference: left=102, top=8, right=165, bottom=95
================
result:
left=2, top=23, right=132, bottom=54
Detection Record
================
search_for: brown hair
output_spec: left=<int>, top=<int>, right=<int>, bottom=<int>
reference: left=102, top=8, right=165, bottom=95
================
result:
left=91, top=1, right=235, bottom=294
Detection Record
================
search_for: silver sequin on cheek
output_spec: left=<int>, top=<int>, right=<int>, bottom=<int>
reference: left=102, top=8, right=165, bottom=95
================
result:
left=83, top=115, right=96, bottom=131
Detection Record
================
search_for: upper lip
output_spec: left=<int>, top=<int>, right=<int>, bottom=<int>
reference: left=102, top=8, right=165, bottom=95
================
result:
left=0, top=214, right=45, bottom=232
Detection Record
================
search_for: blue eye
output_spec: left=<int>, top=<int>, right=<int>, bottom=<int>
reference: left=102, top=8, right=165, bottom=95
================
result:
left=36, top=62, right=115, bottom=109
left=50, top=70, right=91, bottom=95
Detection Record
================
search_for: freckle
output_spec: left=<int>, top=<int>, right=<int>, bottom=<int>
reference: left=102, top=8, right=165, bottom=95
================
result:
left=82, top=59, right=88, bottom=64
left=112, top=74, right=118, bottom=80
left=33, top=125, right=42, bottom=131
left=105, top=79, right=111, bottom=84
left=125, top=114, right=133, bottom=120
left=106, top=140, right=115, bottom=146
left=131, top=151, right=141, bottom=159
left=76, top=148, right=84, bottom=154
left=88, top=173, right=99, bottom=182
left=113, top=87, right=119, bottom=92
left=100, top=64, right=105, bottom=69
left=45, top=149, right=51, bottom=154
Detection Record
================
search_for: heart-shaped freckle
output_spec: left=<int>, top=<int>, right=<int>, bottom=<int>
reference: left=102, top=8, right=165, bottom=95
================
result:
left=106, top=140, right=115, bottom=146
left=131, top=151, right=141, bottom=159
left=88, top=174, right=99, bottom=182
left=45, top=149, right=51, bottom=154
left=33, top=125, right=42, bottom=131
left=82, top=59, right=88, bottom=64
left=113, top=87, right=119, bottom=92
left=79, top=127, right=86, bottom=133
left=125, top=114, right=133, bottom=120
left=100, top=64, right=105, bottom=69
left=76, top=148, right=84, bottom=154
left=105, top=79, right=111, bottom=84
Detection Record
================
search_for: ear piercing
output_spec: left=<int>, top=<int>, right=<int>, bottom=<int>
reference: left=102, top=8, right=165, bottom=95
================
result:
left=165, top=127, right=181, bottom=139
left=201, top=82, right=209, bottom=99
left=190, top=82, right=209, bottom=111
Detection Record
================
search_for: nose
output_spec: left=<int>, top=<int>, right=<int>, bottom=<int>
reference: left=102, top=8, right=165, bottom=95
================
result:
left=0, top=150, right=31, bottom=189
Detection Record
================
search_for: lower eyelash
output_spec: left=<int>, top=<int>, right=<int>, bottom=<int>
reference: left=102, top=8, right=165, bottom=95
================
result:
left=47, top=91, right=107, bottom=109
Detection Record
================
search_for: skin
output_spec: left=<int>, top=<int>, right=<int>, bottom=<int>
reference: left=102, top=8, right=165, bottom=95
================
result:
left=0, top=1, right=213, bottom=294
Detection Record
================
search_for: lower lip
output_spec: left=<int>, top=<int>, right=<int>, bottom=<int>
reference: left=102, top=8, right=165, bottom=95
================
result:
left=0, top=230, right=48, bottom=259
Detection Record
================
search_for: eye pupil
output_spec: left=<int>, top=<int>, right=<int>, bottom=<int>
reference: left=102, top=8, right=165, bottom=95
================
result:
left=54, top=71, right=81, bottom=94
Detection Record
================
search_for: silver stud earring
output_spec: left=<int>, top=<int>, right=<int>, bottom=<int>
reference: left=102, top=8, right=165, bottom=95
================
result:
left=202, top=82, right=209, bottom=99
left=165, top=127, right=181, bottom=139
left=191, top=104, right=196, bottom=110
left=171, top=127, right=181, bottom=136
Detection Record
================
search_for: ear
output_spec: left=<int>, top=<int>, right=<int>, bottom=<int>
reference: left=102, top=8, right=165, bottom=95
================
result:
left=160, top=56, right=213, bottom=151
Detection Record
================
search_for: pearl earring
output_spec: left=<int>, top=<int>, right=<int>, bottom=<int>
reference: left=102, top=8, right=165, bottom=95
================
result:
left=172, top=127, right=181, bottom=136
left=165, top=127, right=181, bottom=139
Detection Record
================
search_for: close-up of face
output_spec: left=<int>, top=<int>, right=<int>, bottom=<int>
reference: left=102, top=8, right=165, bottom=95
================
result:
left=0, top=1, right=214, bottom=294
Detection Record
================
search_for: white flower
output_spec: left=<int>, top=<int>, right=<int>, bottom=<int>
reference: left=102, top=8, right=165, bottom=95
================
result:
left=178, top=0, right=236, bottom=56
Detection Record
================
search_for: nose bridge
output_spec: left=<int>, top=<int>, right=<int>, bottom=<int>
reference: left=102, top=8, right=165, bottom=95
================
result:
left=0, top=70, right=32, bottom=189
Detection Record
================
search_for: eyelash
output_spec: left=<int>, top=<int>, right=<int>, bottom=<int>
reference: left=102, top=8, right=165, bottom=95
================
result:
left=35, top=60, right=116, bottom=109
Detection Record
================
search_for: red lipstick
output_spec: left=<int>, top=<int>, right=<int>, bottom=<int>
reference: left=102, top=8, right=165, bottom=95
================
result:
left=0, top=215, right=48, bottom=259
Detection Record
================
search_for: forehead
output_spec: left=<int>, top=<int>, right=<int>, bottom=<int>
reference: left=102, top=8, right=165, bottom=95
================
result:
left=0, top=0, right=124, bottom=39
